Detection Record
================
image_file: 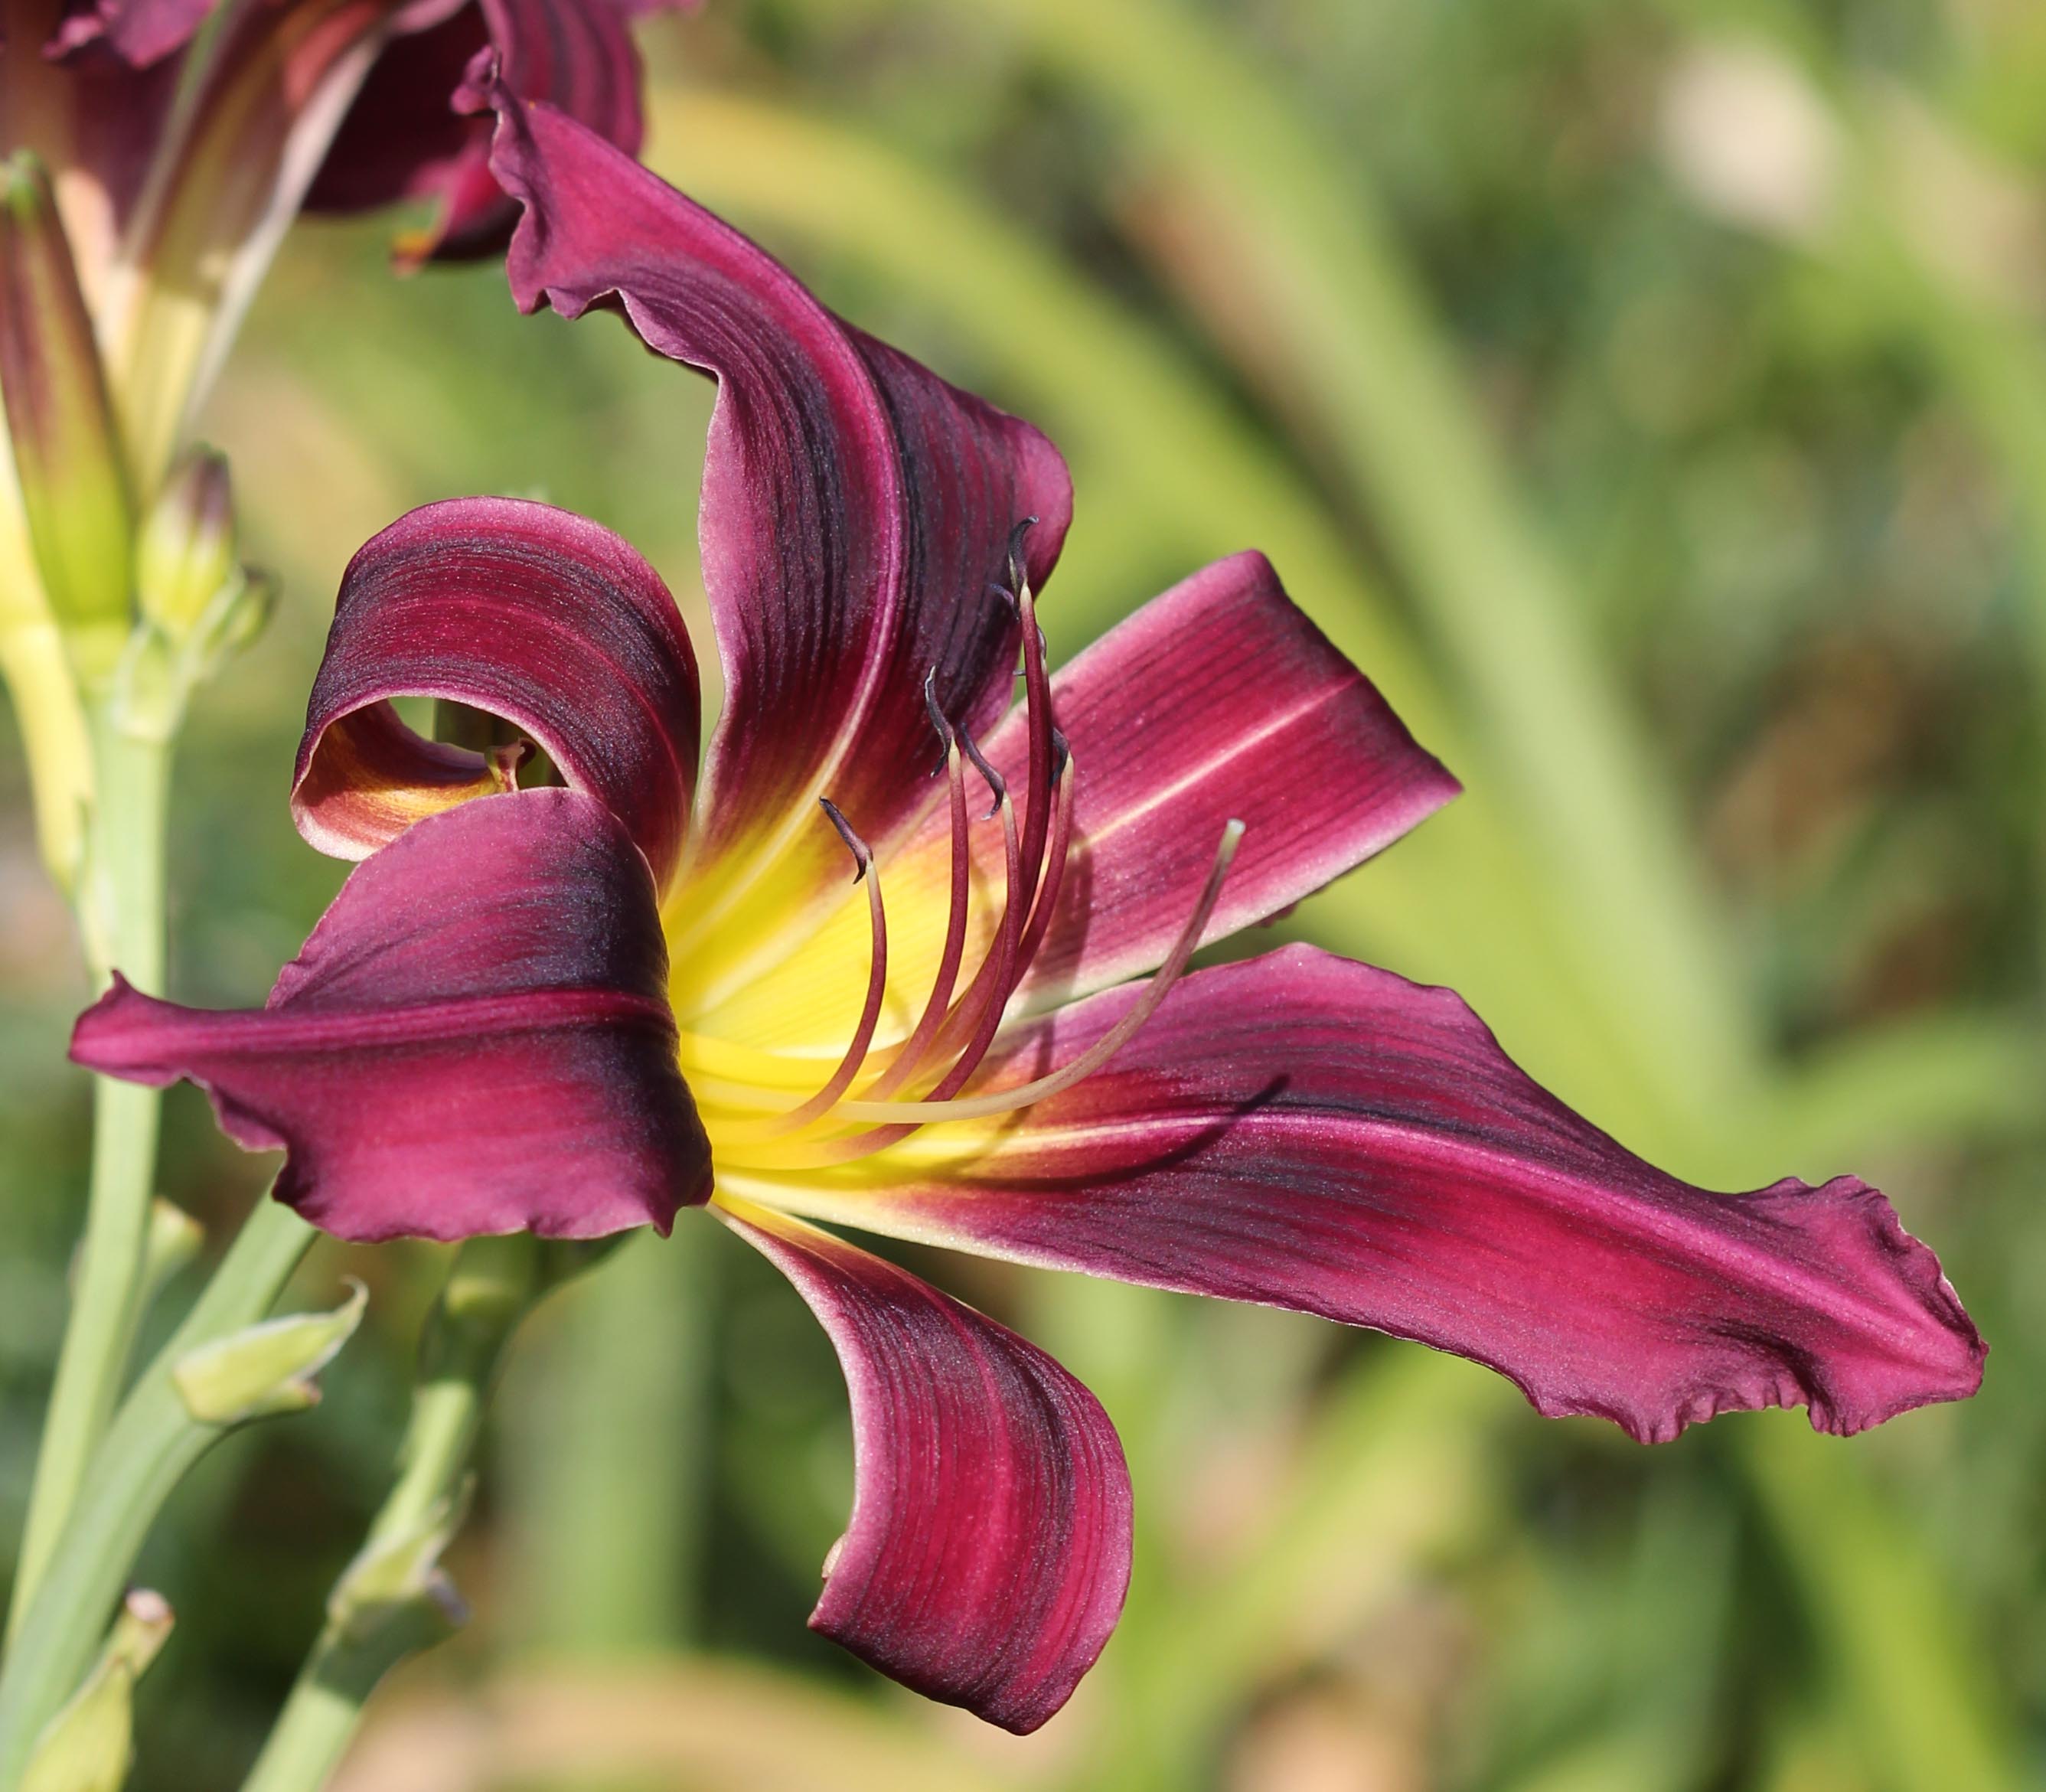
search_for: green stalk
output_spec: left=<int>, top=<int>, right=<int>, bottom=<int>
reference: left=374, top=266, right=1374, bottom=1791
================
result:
left=509, top=1226, right=712, bottom=1658
left=8, top=705, right=171, bottom=1641
left=239, top=1235, right=543, bottom=1792
left=0, top=1196, right=315, bottom=1790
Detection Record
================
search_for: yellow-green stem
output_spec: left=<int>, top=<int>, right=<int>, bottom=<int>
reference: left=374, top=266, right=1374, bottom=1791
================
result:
left=8, top=703, right=170, bottom=1640
left=0, top=1196, right=315, bottom=1790
left=239, top=1235, right=543, bottom=1792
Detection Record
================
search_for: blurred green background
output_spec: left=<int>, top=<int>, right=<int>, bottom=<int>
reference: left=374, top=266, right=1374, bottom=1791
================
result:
left=3, top=0, right=2042, bottom=1786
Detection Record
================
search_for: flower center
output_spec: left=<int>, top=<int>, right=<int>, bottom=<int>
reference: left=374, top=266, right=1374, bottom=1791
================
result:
left=681, top=555, right=1242, bottom=1176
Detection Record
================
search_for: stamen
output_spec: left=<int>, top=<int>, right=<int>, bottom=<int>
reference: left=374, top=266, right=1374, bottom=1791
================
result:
left=958, top=723, right=1007, bottom=821
left=914, top=782, right=1025, bottom=1103
left=763, top=801, right=889, bottom=1131
left=1014, top=584, right=1055, bottom=899
left=1006, top=515, right=1038, bottom=599
left=922, top=666, right=954, bottom=778
left=888, top=570, right=1060, bottom=1081
left=817, top=798, right=871, bottom=880
left=826, top=818, right=1243, bottom=1131
left=1013, top=743, right=1076, bottom=986
left=861, top=736, right=973, bottom=1101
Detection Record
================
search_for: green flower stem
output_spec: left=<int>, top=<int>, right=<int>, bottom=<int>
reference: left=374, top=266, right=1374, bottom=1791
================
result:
left=240, top=1235, right=545, bottom=1792
left=510, top=1226, right=713, bottom=1657
left=0, top=1196, right=315, bottom=1791
left=8, top=706, right=171, bottom=1643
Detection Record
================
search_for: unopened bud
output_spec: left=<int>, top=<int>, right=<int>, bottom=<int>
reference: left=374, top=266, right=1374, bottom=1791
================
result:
left=328, top=1494, right=470, bottom=1648
left=139, top=1198, right=204, bottom=1314
left=0, top=152, right=132, bottom=682
left=135, top=446, right=235, bottom=641
left=172, top=1278, right=367, bottom=1425
left=21, top=1591, right=173, bottom=1792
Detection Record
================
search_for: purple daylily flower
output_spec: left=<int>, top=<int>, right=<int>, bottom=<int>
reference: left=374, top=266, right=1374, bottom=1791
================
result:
left=71, top=80, right=1986, bottom=1734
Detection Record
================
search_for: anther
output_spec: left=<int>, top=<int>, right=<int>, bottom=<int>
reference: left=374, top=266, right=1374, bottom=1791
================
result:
left=1006, top=516, right=1038, bottom=598
left=817, top=798, right=871, bottom=882
left=958, top=725, right=1006, bottom=821
left=922, top=666, right=956, bottom=775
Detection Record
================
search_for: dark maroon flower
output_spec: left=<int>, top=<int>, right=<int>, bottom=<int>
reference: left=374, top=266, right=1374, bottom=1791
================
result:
left=72, top=81, right=1987, bottom=1733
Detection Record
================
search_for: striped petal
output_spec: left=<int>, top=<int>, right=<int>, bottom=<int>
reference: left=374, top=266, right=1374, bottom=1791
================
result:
left=292, top=496, right=700, bottom=893
left=718, top=1200, right=1131, bottom=1733
left=473, top=70, right=1073, bottom=941
left=71, top=789, right=710, bottom=1242
left=733, top=946, right=1985, bottom=1444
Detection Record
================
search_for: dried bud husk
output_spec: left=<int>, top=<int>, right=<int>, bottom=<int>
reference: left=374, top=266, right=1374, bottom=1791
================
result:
left=0, top=152, right=132, bottom=683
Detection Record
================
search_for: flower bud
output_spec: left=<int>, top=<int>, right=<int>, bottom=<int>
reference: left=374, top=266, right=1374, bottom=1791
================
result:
left=210, top=564, right=276, bottom=658
left=20, top=1591, right=172, bottom=1792
left=0, top=152, right=132, bottom=682
left=135, top=446, right=236, bottom=642
left=328, top=1497, right=469, bottom=1650
left=171, top=1278, right=367, bottom=1425
left=140, top=1198, right=204, bottom=1314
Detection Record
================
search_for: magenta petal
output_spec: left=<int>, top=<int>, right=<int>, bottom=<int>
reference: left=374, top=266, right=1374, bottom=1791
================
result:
left=46, top=0, right=210, bottom=66
left=301, top=2, right=493, bottom=235
left=718, top=1201, right=1131, bottom=1733
left=70, top=790, right=710, bottom=1243
left=475, top=75, right=1073, bottom=895
left=292, top=496, right=700, bottom=893
left=308, top=0, right=678, bottom=266
left=755, top=946, right=1984, bottom=1444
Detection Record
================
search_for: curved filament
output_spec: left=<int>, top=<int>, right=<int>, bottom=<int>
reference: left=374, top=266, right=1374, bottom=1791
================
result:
left=764, top=799, right=890, bottom=1134
left=689, top=523, right=1242, bottom=1180
left=861, top=736, right=971, bottom=1101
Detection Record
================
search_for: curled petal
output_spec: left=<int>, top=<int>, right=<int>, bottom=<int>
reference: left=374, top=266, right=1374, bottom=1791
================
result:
left=71, top=790, right=711, bottom=1242
left=292, top=496, right=700, bottom=893
left=308, top=0, right=686, bottom=266
left=734, top=947, right=1985, bottom=1444
left=474, top=74, right=1073, bottom=923
left=704, top=550, right=1457, bottom=1048
left=718, top=1200, right=1131, bottom=1733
